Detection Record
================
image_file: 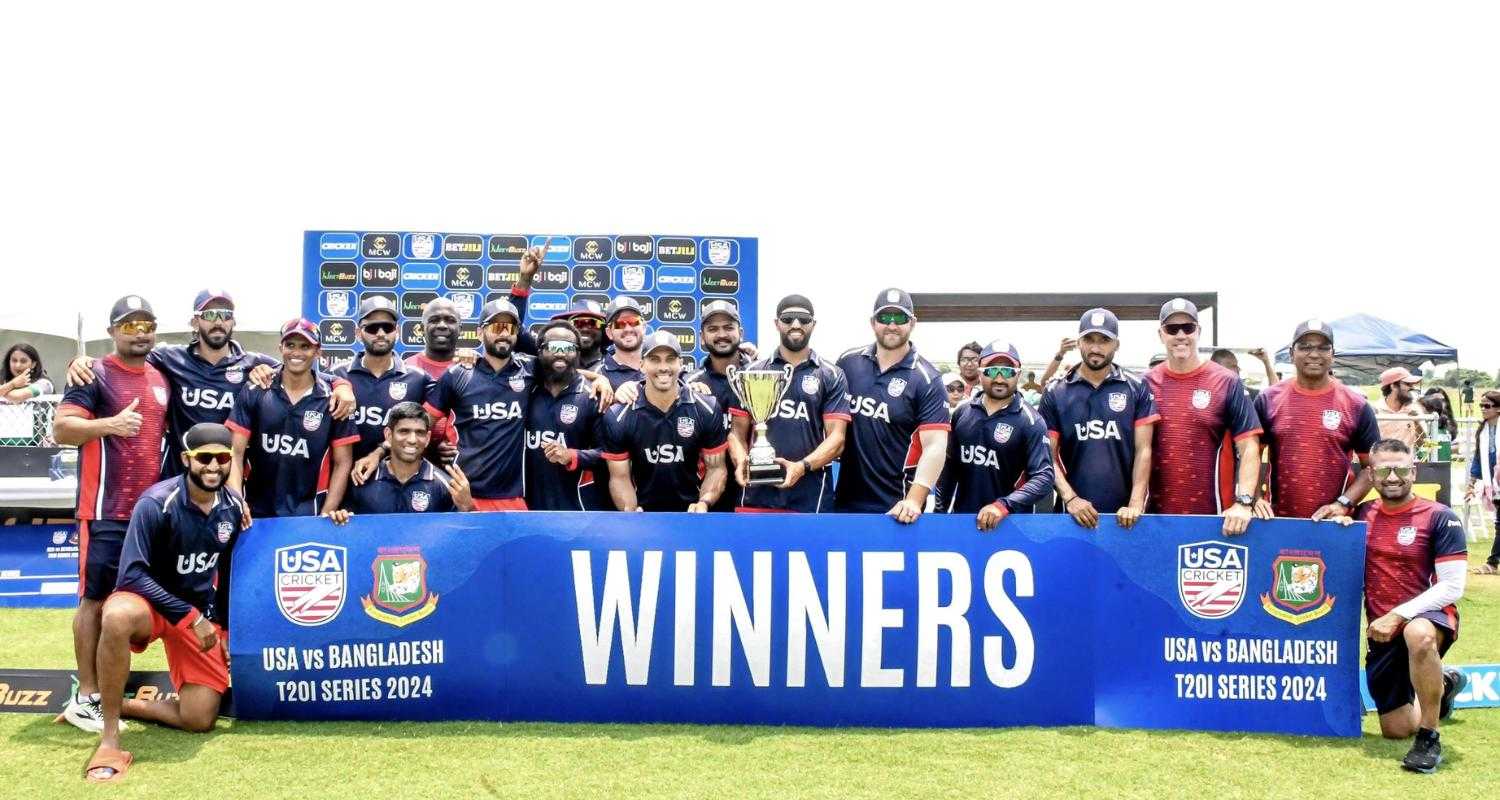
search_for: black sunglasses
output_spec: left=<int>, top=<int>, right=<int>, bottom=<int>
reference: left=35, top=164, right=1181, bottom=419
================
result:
left=779, top=314, right=814, bottom=326
left=362, top=321, right=397, bottom=335
left=187, top=451, right=232, bottom=466
left=1162, top=322, right=1198, bottom=336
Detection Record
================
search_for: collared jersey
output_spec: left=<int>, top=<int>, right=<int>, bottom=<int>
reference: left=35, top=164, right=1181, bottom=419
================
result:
left=1359, top=498, right=1467, bottom=626
left=937, top=395, right=1054, bottom=514
left=726, top=350, right=851, bottom=513
left=1145, top=361, right=1262, bottom=514
left=117, top=476, right=246, bottom=627
left=601, top=387, right=729, bottom=511
left=686, top=354, right=750, bottom=512
left=1256, top=379, right=1381, bottom=518
left=600, top=352, right=645, bottom=390
left=1039, top=364, right=1159, bottom=514
left=423, top=355, right=537, bottom=500
left=526, top=375, right=606, bottom=511
left=348, top=460, right=456, bottom=514
left=227, top=375, right=359, bottom=517
left=60, top=354, right=170, bottom=520
left=331, top=355, right=435, bottom=460
left=834, top=344, right=951, bottom=513
left=148, top=342, right=279, bottom=477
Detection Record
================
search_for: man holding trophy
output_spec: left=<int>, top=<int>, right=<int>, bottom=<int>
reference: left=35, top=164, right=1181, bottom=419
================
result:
left=728, top=295, right=851, bottom=513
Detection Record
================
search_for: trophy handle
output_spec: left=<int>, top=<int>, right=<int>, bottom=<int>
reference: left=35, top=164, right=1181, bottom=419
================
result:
left=777, top=364, right=794, bottom=402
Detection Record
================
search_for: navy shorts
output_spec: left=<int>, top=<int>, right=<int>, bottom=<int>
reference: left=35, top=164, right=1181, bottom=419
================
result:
left=80, top=520, right=128, bottom=601
left=1365, top=610, right=1457, bottom=714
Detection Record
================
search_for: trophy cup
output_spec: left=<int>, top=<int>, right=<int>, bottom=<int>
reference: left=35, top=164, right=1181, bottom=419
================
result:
left=727, top=364, right=795, bottom=485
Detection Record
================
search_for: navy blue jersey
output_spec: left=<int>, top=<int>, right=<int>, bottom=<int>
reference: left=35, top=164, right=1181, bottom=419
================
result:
left=330, top=355, right=434, bottom=460
left=117, top=476, right=246, bottom=627
left=1038, top=365, right=1160, bottom=513
left=148, top=343, right=279, bottom=477
left=526, top=375, right=606, bottom=511
left=227, top=376, right=359, bottom=518
left=600, top=353, right=645, bottom=390
left=833, top=345, right=951, bottom=513
left=423, top=355, right=536, bottom=500
left=348, top=460, right=456, bottom=514
left=685, top=354, right=750, bottom=512
left=601, top=387, right=729, bottom=511
left=935, top=395, right=1054, bottom=514
left=727, top=351, right=851, bottom=513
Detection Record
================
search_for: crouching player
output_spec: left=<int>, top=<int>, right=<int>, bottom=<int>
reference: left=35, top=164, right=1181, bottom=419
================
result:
left=329, top=401, right=474, bottom=520
left=85, top=423, right=247, bottom=783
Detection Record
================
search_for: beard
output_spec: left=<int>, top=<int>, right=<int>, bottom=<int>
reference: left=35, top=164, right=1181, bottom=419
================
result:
left=543, top=357, right=577, bottom=384
left=706, top=336, right=740, bottom=357
left=188, top=468, right=223, bottom=492
left=485, top=338, right=513, bottom=359
left=201, top=328, right=232, bottom=349
left=365, top=338, right=394, bottom=356
left=779, top=331, right=809, bottom=353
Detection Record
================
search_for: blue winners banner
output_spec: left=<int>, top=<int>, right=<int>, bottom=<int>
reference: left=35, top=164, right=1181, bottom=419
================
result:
left=229, top=513, right=1364, bottom=736
left=302, top=231, right=758, bottom=371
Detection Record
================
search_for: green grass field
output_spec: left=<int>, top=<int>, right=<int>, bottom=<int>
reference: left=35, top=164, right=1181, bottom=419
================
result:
left=3, top=552, right=1499, bottom=798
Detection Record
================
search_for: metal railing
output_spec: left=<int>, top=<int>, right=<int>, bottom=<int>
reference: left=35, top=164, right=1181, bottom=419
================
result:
left=0, top=395, right=59, bottom=447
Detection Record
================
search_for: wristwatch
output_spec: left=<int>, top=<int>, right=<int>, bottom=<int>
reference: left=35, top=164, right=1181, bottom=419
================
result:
left=1335, top=494, right=1354, bottom=510
left=1235, top=492, right=1254, bottom=507
left=801, top=459, right=814, bottom=474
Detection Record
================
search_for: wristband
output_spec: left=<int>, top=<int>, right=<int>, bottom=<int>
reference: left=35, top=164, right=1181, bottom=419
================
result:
left=1053, top=354, right=1064, bottom=362
left=801, top=459, right=813, bottom=474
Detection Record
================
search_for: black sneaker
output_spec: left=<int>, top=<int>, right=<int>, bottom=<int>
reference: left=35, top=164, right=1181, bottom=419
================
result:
left=1401, top=728, right=1442, bottom=774
left=1440, top=667, right=1466, bottom=721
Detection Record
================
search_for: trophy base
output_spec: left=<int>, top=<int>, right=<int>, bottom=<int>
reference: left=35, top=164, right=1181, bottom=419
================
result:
left=747, top=461, right=786, bottom=486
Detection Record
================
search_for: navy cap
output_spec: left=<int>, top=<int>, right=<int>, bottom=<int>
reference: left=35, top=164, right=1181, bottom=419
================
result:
left=552, top=299, right=606, bottom=322
left=1159, top=297, right=1199, bottom=323
left=1291, top=318, right=1334, bottom=346
left=1078, top=308, right=1119, bottom=340
left=776, top=294, right=815, bottom=317
left=280, top=318, right=320, bottom=345
left=605, top=296, right=646, bottom=322
left=872, top=287, right=915, bottom=316
left=109, top=295, right=155, bottom=325
left=979, top=340, right=1022, bottom=367
left=356, top=295, right=399, bottom=324
left=182, top=422, right=233, bottom=453
left=479, top=298, right=521, bottom=325
left=700, top=299, right=740, bottom=326
left=193, top=289, right=234, bottom=312
left=642, top=330, right=682, bottom=357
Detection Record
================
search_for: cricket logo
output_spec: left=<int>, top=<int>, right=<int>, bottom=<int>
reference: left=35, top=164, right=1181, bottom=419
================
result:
left=560, top=404, right=579, bottom=425
left=620, top=264, right=648, bottom=292
left=1108, top=392, right=1127, bottom=413
left=801, top=374, right=820, bottom=396
left=994, top=423, right=1014, bottom=444
left=362, top=546, right=439, bottom=627
left=388, top=382, right=408, bottom=401
left=887, top=378, right=907, bottom=398
left=1177, top=541, right=1247, bottom=620
left=410, top=233, right=437, bottom=260
left=706, top=238, right=733, bottom=266
left=1322, top=409, right=1342, bottom=430
left=1260, top=549, right=1335, bottom=625
left=1191, top=389, right=1212, bottom=409
left=275, top=542, right=347, bottom=626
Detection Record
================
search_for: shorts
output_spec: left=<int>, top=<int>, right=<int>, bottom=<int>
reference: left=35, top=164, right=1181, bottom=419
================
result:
left=116, top=592, right=231, bottom=694
left=1365, top=610, right=1457, bottom=714
left=473, top=496, right=528, bottom=512
left=79, top=520, right=129, bottom=601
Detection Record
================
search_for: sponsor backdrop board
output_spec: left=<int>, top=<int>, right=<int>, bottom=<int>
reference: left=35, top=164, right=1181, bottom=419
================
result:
left=0, top=524, right=78, bottom=608
left=302, top=231, right=758, bottom=371
left=230, top=513, right=1365, bottom=736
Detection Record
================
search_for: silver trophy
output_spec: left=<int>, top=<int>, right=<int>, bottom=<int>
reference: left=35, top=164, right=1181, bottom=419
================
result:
left=727, top=364, right=795, bottom=485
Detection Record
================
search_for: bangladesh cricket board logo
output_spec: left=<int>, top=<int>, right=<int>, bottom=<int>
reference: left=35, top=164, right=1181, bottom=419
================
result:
left=1260, top=549, right=1335, bottom=625
left=1177, top=541, right=1247, bottom=620
left=275, top=542, right=347, bottom=627
left=361, top=546, right=439, bottom=628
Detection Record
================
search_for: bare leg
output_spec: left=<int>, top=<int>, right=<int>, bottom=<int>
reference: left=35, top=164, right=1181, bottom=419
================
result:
left=96, top=594, right=151, bottom=752
left=73, top=598, right=104, bottom=696
left=123, top=684, right=221, bottom=733
left=1378, top=704, right=1419, bottom=739
left=1405, top=619, right=1444, bottom=732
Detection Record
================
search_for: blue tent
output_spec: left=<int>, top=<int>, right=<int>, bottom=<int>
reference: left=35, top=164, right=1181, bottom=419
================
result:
left=1274, top=313, right=1458, bottom=383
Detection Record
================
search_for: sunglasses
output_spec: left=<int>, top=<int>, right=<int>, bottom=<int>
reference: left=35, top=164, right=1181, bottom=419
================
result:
left=195, top=309, right=234, bottom=323
left=186, top=450, right=232, bottom=466
left=1373, top=466, right=1414, bottom=480
left=543, top=340, right=579, bottom=355
left=779, top=314, right=814, bottom=326
left=611, top=316, right=643, bottom=330
left=875, top=311, right=910, bottom=326
left=362, top=321, right=397, bottom=335
left=570, top=317, right=601, bottom=330
left=1481, top=403, right=1496, bottom=410
left=117, top=320, right=157, bottom=336
left=982, top=365, right=1019, bottom=380
left=1294, top=342, right=1333, bottom=354
left=1161, top=322, right=1198, bottom=336
left=485, top=320, right=517, bottom=336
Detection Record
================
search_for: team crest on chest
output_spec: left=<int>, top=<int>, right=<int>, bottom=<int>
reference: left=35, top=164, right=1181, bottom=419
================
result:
left=676, top=416, right=696, bottom=438
left=1108, top=392, right=1127, bottom=413
left=801, top=374, right=821, bottom=396
left=388, top=382, right=408, bottom=401
left=411, top=491, right=431, bottom=512
left=152, top=386, right=168, bottom=405
left=560, top=404, right=579, bottom=424
left=1321, top=409, right=1341, bottom=430
left=887, top=378, right=907, bottom=398
left=1396, top=525, right=1417, bottom=546
left=994, top=423, right=1014, bottom=444
left=302, top=410, right=324, bottom=431
left=225, top=367, right=244, bottom=385
left=1191, top=389, right=1212, bottom=409
left=509, top=375, right=526, bottom=392
left=216, top=520, right=234, bottom=544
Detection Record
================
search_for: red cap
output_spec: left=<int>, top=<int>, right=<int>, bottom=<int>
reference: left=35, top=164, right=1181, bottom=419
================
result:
left=1378, top=367, right=1420, bottom=388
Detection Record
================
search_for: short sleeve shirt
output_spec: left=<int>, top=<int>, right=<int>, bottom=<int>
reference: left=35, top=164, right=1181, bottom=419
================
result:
left=1255, top=379, right=1380, bottom=518
left=226, top=375, right=359, bottom=517
left=833, top=345, right=951, bottom=513
left=1038, top=365, right=1159, bottom=513
left=1144, top=361, right=1262, bottom=514
left=59, top=354, right=170, bottom=520
left=601, top=387, right=729, bottom=511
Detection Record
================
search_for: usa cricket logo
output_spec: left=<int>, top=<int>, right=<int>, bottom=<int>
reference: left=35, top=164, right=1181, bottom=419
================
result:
left=388, top=382, right=408, bottom=401
left=1191, top=389, right=1212, bottom=409
left=801, top=374, right=820, bottom=396
left=1321, top=409, right=1342, bottom=430
left=1108, top=392, right=1127, bottom=413
left=994, top=423, right=1014, bottom=444
left=887, top=378, right=907, bottom=398
left=302, top=410, right=324, bottom=432
left=275, top=542, right=347, bottom=627
left=1177, top=541, right=1247, bottom=620
left=677, top=416, right=696, bottom=438
left=560, top=404, right=579, bottom=425
left=215, top=521, right=234, bottom=544
left=410, top=491, right=430, bottom=512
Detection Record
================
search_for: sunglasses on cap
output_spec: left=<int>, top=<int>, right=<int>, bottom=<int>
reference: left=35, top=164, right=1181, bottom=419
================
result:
left=1372, top=465, right=1414, bottom=480
left=117, top=320, right=157, bottom=336
left=485, top=320, right=517, bottom=335
left=982, top=365, right=1019, bottom=380
left=611, top=315, right=643, bottom=330
left=778, top=313, right=813, bottom=326
left=1161, top=322, right=1197, bottom=336
left=185, top=450, right=232, bottom=466
left=542, top=340, right=579, bottom=355
left=875, top=311, right=910, bottom=326
left=362, top=321, right=397, bottom=335
left=195, top=309, right=234, bottom=323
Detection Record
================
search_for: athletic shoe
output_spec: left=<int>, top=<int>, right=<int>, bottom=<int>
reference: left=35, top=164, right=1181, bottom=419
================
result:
left=61, top=694, right=125, bottom=734
left=1439, top=667, right=1466, bottom=721
left=1401, top=728, right=1442, bottom=774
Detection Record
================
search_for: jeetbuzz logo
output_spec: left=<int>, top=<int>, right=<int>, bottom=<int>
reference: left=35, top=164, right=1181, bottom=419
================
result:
left=362, top=546, right=438, bottom=627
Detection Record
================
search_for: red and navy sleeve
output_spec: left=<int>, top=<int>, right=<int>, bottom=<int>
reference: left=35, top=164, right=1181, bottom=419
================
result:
left=700, top=398, right=729, bottom=456
left=1006, top=416, right=1056, bottom=509
left=600, top=407, right=631, bottom=462
left=916, top=374, right=951, bottom=431
left=118, top=497, right=196, bottom=625
left=59, top=377, right=102, bottom=418
left=226, top=385, right=258, bottom=437
left=1351, top=401, right=1381, bottom=456
left=423, top=370, right=455, bottom=418
left=332, top=413, right=360, bottom=449
left=822, top=365, right=852, bottom=421
left=1224, top=377, right=1262, bottom=440
left=1038, top=388, right=1061, bottom=436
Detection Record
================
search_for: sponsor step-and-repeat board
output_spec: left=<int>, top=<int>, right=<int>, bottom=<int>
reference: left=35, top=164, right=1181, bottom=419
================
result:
left=302, top=232, right=758, bottom=371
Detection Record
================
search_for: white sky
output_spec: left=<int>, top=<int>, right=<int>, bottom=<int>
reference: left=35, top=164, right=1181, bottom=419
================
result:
left=2, top=2, right=1496, bottom=373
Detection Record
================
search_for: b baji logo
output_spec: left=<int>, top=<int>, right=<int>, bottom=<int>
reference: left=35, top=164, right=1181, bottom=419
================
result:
left=1260, top=549, right=1335, bottom=625
left=615, top=235, right=653, bottom=261
left=362, top=546, right=439, bottom=627
left=361, top=262, right=399, bottom=288
left=1177, top=541, right=1247, bottom=620
left=275, top=542, right=347, bottom=627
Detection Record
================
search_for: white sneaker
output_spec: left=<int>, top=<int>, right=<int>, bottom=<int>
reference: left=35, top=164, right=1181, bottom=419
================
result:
left=61, top=694, right=125, bottom=734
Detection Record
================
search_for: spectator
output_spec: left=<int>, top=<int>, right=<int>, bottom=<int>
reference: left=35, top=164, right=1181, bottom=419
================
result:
left=1020, top=370, right=1044, bottom=407
left=1467, top=390, right=1499, bottom=575
left=943, top=372, right=967, bottom=410
left=1460, top=380, right=1475, bottom=416
left=956, top=342, right=982, bottom=396
left=1, top=343, right=52, bottom=403
left=1421, top=389, right=1458, bottom=442
left=1210, top=348, right=1258, bottom=400
left=1376, top=367, right=1426, bottom=451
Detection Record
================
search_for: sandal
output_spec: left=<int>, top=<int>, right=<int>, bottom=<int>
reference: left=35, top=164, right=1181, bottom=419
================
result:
left=84, top=745, right=132, bottom=783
